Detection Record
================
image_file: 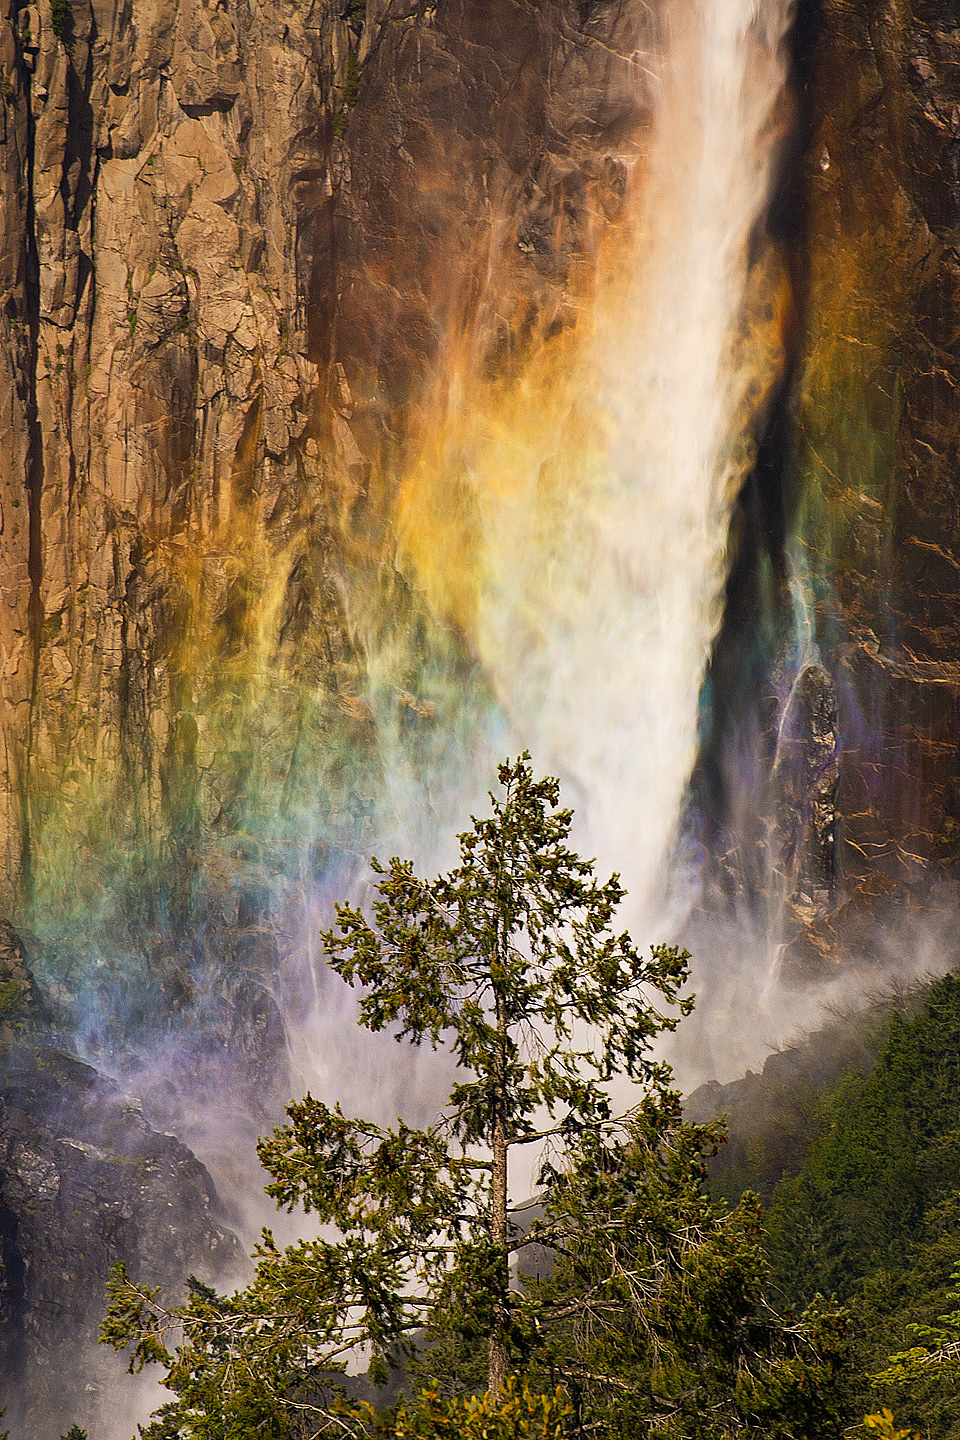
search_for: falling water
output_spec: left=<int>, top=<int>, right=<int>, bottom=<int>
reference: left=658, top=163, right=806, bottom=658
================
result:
left=284, top=0, right=799, bottom=1123
left=417, top=0, right=797, bottom=934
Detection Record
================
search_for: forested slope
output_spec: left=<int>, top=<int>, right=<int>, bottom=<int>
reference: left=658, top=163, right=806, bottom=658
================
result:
left=705, top=971, right=960, bottom=1437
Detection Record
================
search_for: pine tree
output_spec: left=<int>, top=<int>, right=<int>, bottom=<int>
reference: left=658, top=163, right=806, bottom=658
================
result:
left=101, top=755, right=853, bottom=1438
left=102, top=755, right=692, bottom=1434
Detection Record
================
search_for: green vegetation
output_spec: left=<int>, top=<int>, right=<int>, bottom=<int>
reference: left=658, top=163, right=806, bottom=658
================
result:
left=0, top=978, right=27, bottom=1024
left=343, top=52, right=360, bottom=107
left=390, top=1379, right=571, bottom=1440
left=764, top=976, right=960, bottom=1301
left=102, top=757, right=851, bottom=1438
left=863, top=1413, right=916, bottom=1440
left=51, top=0, right=69, bottom=40
left=872, top=1263, right=960, bottom=1389
left=711, top=970, right=960, bottom=1438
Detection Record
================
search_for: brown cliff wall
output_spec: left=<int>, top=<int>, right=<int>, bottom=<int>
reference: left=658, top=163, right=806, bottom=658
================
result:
left=2, top=0, right=959, bottom=976
left=0, top=0, right=656, bottom=985
left=795, top=0, right=960, bottom=892
left=0, top=0, right=363, bottom=936
left=696, top=0, right=960, bottom=975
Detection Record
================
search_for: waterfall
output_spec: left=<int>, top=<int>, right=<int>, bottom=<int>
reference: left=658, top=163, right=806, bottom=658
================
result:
left=395, top=0, right=796, bottom=937
left=288, top=0, right=800, bottom=1116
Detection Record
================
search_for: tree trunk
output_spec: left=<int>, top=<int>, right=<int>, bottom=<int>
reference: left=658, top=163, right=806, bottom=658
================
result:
left=488, top=987, right=509, bottom=1398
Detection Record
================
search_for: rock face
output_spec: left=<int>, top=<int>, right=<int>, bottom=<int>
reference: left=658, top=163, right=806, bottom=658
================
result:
left=794, top=0, right=960, bottom=894
left=0, top=0, right=660, bottom=995
left=0, top=0, right=355, bottom=922
left=696, top=0, right=960, bottom=971
left=0, top=1040, right=241, bottom=1436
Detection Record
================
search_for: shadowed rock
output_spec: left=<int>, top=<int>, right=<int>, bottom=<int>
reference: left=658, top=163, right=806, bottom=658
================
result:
left=0, top=1039, right=242, bottom=1436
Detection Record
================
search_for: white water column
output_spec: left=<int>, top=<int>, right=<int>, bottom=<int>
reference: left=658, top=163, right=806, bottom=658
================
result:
left=476, top=0, right=796, bottom=935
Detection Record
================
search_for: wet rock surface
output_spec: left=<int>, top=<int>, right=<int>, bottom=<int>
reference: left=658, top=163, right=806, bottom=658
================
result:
left=797, top=0, right=960, bottom=898
left=694, top=0, right=960, bottom=976
left=0, top=1037, right=242, bottom=1436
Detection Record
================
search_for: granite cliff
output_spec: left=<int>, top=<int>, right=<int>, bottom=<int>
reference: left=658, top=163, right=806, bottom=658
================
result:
left=1, top=0, right=956, bottom=980
left=788, top=0, right=960, bottom=963
left=0, top=0, right=662, bottom=1029
left=0, top=1038, right=241, bottom=1436
left=696, top=0, right=960, bottom=974
left=0, top=920, right=241, bottom=1435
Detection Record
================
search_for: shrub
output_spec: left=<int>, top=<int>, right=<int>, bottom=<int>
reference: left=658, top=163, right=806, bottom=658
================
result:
left=51, top=0, right=69, bottom=40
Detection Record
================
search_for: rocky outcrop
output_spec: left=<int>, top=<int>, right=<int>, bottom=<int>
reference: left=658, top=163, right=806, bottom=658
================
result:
left=0, top=0, right=370, bottom=937
left=793, top=0, right=960, bottom=897
left=0, top=1040, right=241, bottom=1436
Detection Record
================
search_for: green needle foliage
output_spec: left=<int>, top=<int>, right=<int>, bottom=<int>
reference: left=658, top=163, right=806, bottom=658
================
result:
left=389, top=1377, right=572, bottom=1440
left=101, top=755, right=852, bottom=1439
left=308, top=752, right=693, bottom=1394
left=872, top=1264, right=960, bottom=1389
left=519, top=1107, right=852, bottom=1440
left=705, top=969, right=960, bottom=1439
